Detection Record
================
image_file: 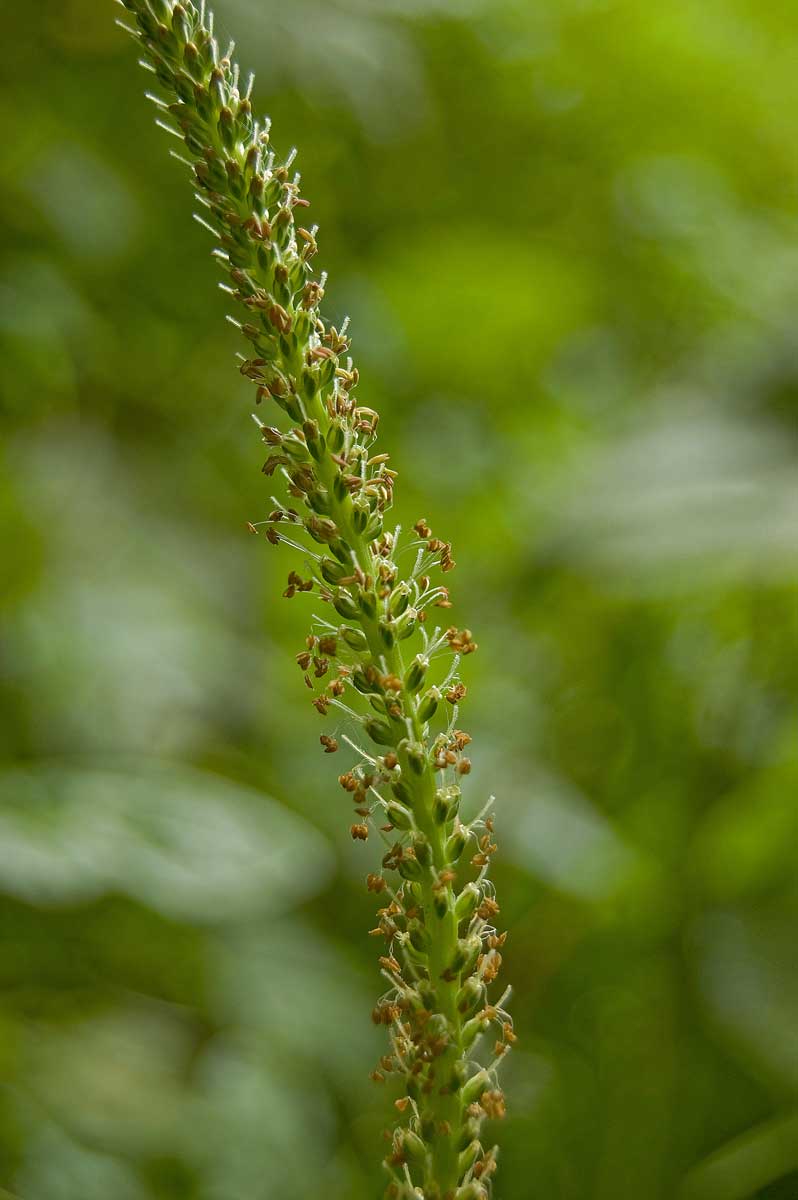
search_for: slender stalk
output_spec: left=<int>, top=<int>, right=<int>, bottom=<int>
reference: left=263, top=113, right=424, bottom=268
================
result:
left=116, top=3, right=512, bottom=1196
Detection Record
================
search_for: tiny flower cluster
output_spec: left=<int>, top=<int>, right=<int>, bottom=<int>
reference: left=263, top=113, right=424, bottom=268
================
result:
left=118, top=3, right=511, bottom=1196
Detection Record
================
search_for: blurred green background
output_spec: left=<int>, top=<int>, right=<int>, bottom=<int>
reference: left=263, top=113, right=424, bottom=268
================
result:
left=2, top=1, right=798, bottom=1197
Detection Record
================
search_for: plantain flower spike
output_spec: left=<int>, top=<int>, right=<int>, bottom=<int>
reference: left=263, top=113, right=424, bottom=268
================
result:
left=117, top=2, right=513, bottom=1195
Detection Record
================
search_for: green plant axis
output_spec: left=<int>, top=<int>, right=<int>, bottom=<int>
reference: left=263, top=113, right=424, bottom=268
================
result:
left=117, top=2, right=512, bottom=1196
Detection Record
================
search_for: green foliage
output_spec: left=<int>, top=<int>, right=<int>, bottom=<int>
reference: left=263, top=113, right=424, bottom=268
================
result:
left=2, top=1, right=798, bottom=1199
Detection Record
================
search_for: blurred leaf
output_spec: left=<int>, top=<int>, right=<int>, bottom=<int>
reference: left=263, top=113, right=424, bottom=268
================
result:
left=679, top=1110, right=798, bottom=1200
left=689, top=758, right=798, bottom=901
left=691, top=909, right=798, bottom=1094
left=0, top=764, right=333, bottom=920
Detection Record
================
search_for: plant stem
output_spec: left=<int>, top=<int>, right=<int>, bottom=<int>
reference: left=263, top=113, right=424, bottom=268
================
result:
left=117, top=3, right=512, bottom=1196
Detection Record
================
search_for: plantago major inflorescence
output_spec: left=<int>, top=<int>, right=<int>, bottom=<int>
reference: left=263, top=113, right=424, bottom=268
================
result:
left=116, top=3, right=513, bottom=1195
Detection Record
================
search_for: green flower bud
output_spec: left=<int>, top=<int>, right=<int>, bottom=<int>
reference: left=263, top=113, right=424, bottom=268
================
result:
left=318, top=355, right=337, bottom=387
left=402, top=1130, right=427, bottom=1165
left=218, top=106, right=235, bottom=150
left=397, top=609, right=417, bottom=640
left=458, top=1141, right=480, bottom=1176
left=305, top=515, right=338, bottom=544
left=320, top=557, right=347, bottom=585
left=256, top=243, right=274, bottom=274
left=417, top=686, right=440, bottom=723
left=364, top=717, right=393, bottom=746
left=332, top=591, right=359, bottom=620
left=449, top=1059, right=468, bottom=1090
left=364, top=513, right=383, bottom=540
left=302, top=418, right=324, bottom=459
left=461, top=1069, right=489, bottom=1107
left=391, top=777, right=414, bottom=807
left=462, top=1014, right=490, bottom=1052
left=403, top=654, right=427, bottom=694
left=457, top=933, right=483, bottom=976
left=327, top=421, right=345, bottom=453
left=397, top=853, right=423, bottom=881
left=404, top=985, right=429, bottom=1014
left=425, top=1012, right=449, bottom=1041
left=412, top=832, right=432, bottom=867
left=419, top=1114, right=436, bottom=1144
left=301, top=369, right=316, bottom=402
left=402, top=937, right=430, bottom=967
left=456, top=1118, right=482, bottom=1152
left=457, top=976, right=485, bottom=1017
left=341, top=626, right=369, bottom=653
left=357, top=589, right=377, bottom=620
left=306, top=487, right=331, bottom=514
left=389, top=582, right=411, bottom=616
left=352, top=505, right=368, bottom=533
left=293, top=309, right=314, bottom=342
left=455, top=882, right=481, bottom=922
left=406, top=743, right=427, bottom=775
left=455, top=1185, right=488, bottom=1200
left=378, top=619, right=395, bottom=649
left=386, top=801, right=413, bottom=830
left=282, top=435, right=307, bottom=462
left=174, top=70, right=195, bottom=103
left=434, top=785, right=461, bottom=824
left=171, top=4, right=191, bottom=43
left=333, top=472, right=349, bottom=502
left=209, top=66, right=226, bottom=110
left=446, top=825, right=468, bottom=863
left=417, top=980, right=436, bottom=1009
left=407, top=918, right=431, bottom=953
left=284, top=393, right=304, bottom=423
